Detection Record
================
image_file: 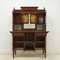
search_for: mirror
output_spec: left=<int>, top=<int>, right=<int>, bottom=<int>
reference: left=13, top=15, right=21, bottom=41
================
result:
left=21, top=14, right=29, bottom=24
left=30, top=14, right=37, bottom=23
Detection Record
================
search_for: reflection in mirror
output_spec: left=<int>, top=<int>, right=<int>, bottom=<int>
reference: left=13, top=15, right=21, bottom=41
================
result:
left=30, top=14, right=37, bottom=23
left=21, top=14, right=29, bottom=23
left=39, top=16, right=43, bottom=23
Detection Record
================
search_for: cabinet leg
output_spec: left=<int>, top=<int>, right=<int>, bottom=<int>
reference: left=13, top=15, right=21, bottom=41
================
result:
left=15, top=49, right=16, bottom=55
left=23, top=46, right=25, bottom=52
left=13, top=49, right=14, bottom=58
left=43, top=50, right=44, bottom=54
left=34, top=49, right=35, bottom=52
left=24, top=48, right=25, bottom=52
left=45, top=50, right=46, bottom=58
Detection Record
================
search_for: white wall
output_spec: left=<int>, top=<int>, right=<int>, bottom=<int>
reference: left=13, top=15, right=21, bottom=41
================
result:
left=0, top=0, right=60, bottom=54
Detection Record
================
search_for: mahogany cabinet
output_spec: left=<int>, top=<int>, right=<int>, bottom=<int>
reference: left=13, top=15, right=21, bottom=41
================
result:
left=10, top=7, right=49, bottom=58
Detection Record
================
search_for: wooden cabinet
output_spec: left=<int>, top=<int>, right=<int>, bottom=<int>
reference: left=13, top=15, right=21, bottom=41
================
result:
left=10, top=7, right=49, bottom=58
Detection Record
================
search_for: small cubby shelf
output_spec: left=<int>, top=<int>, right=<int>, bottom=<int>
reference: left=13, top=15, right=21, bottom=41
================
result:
left=24, top=43, right=34, bottom=50
left=10, top=7, right=49, bottom=58
left=15, top=43, right=24, bottom=49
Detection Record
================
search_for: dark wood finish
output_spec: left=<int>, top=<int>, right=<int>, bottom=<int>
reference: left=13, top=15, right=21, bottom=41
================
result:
left=10, top=7, right=49, bottom=58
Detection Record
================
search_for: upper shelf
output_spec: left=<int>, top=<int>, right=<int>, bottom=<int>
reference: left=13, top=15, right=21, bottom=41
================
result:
left=13, top=7, right=46, bottom=14
left=21, top=7, right=38, bottom=10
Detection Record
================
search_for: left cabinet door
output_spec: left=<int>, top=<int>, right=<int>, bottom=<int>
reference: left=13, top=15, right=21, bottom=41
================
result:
left=13, top=13, right=22, bottom=24
left=13, top=13, right=23, bottom=31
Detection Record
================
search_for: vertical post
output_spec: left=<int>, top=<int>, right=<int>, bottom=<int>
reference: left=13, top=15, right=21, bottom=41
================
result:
left=13, top=36, right=15, bottom=58
left=29, top=14, right=30, bottom=24
left=13, top=48, right=14, bottom=58
left=13, top=37, right=14, bottom=58
left=45, top=35, right=46, bottom=58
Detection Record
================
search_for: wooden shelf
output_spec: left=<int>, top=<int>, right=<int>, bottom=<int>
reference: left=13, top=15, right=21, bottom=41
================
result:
left=24, top=43, right=34, bottom=50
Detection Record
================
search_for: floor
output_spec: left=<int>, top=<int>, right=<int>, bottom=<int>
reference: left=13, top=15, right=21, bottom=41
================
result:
left=0, top=50, right=60, bottom=60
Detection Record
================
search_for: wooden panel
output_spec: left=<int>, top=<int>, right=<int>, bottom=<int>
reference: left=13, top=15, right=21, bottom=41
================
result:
left=36, top=32, right=46, bottom=36
left=21, top=7, right=38, bottom=10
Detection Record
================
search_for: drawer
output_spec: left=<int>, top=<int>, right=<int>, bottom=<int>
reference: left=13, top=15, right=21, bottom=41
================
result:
left=13, top=33, right=24, bottom=36
left=36, top=33, right=46, bottom=36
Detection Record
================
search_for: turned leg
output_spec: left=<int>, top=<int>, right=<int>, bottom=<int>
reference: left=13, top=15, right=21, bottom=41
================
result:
left=45, top=49, right=46, bottom=58
left=43, top=49, right=44, bottom=54
left=15, top=49, right=16, bottom=55
left=13, top=49, right=14, bottom=58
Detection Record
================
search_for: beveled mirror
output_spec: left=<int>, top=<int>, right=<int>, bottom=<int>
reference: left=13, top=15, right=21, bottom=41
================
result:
left=21, top=14, right=29, bottom=24
left=30, top=14, right=37, bottom=23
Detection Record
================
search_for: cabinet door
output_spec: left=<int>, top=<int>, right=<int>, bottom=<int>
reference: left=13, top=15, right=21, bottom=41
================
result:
left=38, top=15, right=44, bottom=24
left=13, top=13, right=22, bottom=24
left=30, top=14, right=38, bottom=24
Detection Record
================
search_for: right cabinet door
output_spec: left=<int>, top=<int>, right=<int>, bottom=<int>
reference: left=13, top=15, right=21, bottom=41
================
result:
left=38, top=14, right=44, bottom=24
left=30, top=14, right=38, bottom=24
left=37, top=13, right=46, bottom=24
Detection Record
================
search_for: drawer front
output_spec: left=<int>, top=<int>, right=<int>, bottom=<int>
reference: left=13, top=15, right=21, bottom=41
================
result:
left=13, top=33, right=24, bottom=36
left=36, top=33, right=46, bottom=36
